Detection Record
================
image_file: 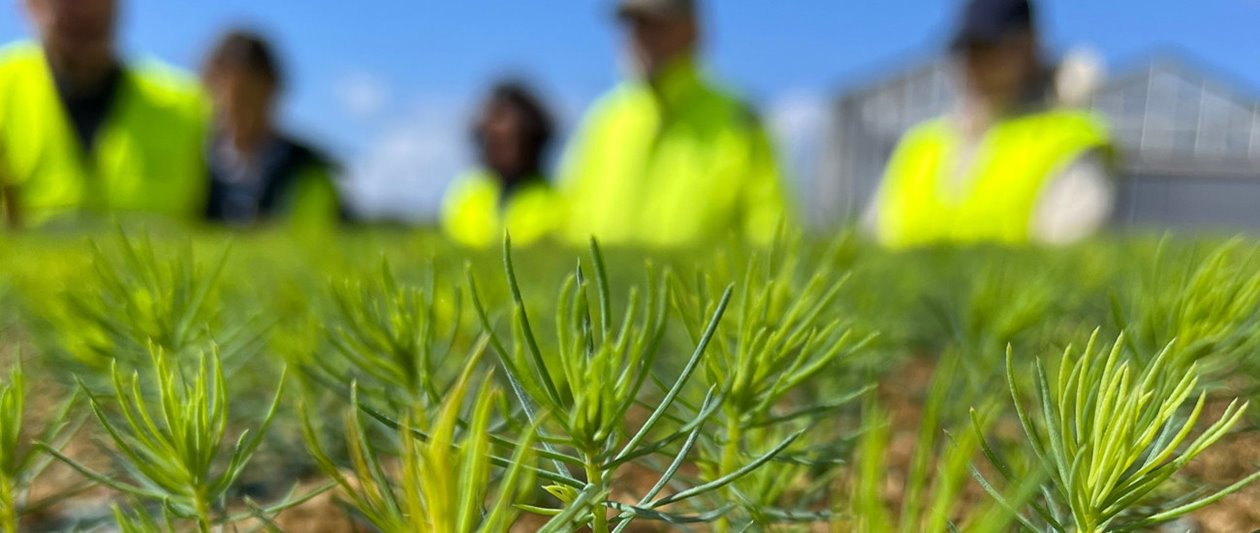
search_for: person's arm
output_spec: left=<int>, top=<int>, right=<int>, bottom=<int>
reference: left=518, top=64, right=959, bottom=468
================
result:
left=1031, top=151, right=1114, bottom=246
left=286, top=165, right=342, bottom=234
left=739, top=120, right=790, bottom=245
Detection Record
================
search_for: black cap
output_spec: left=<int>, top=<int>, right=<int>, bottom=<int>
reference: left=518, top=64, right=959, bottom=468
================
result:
left=950, top=0, right=1035, bottom=49
left=616, top=0, right=695, bottom=20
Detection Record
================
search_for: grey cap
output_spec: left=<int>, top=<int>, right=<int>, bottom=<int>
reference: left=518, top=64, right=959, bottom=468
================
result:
left=616, top=0, right=695, bottom=19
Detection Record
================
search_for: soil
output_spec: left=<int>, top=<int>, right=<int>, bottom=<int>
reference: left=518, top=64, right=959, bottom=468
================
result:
left=867, top=357, right=1260, bottom=533
left=15, top=355, right=1260, bottom=532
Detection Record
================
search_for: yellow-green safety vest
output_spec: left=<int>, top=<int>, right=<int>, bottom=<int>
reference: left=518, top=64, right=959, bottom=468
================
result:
left=0, top=41, right=208, bottom=227
left=440, top=169, right=562, bottom=249
left=558, top=57, right=788, bottom=247
left=286, top=165, right=341, bottom=232
left=876, top=108, right=1111, bottom=248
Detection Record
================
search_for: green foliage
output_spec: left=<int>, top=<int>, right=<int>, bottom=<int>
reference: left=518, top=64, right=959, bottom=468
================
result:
left=842, top=354, right=1028, bottom=533
left=671, top=243, right=871, bottom=529
left=1116, top=239, right=1260, bottom=371
left=111, top=504, right=170, bottom=533
left=0, top=360, right=79, bottom=532
left=39, top=233, right=257, bottom=377
left=977, top=331, right=1260, bottom=532
left=306, top=260, right=460, bottom=410
left=0, top=230, right=1259, bottom=531
left=45, top=347, right=287, bottom=532
left=472, top=238, right=672, bottom=450
left=303, top=347, right=538, bottom=532
left=468, top=238, right=753, bottom=532
left=675, top=247, right=871, bottom=423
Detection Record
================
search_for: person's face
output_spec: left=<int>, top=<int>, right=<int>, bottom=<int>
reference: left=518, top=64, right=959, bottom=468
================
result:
left=622, top=12, right=697, bottom=79
left=960, top=33, right=1037, bottom=110
left=24, top=0, right=117, bottom=72
left=479, top=101, right=528, bottom=179
left=207, top=67, right=276, bottom=146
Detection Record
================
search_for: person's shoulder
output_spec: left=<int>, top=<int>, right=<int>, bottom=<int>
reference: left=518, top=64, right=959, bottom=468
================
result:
left=0, top=41, right=41, bottom=68
left=510, top=177, right=560, bottom=208
left=0, top=41, right=43, bottom=82
left=446, top=169, right=498, bottom=197
left=691, top=77, right=768, bottom=132
left=730, top=97, right=766, bottom=131
left=898, top=116, right=951, bottom=145
left=586, top=82, right=652, bottom=121
left=1028, top=107, right=1112, bottom=145
left=515, top=175, right=555, bottom=196
left=1028, top=106, right=1098, bottom=124
left=442, top=169, right=501, bottom=215
left=126, top=55, right=206, bottom=109
left=280, top=135, right=341, bottom=174
left=707, top=83, right=759, bottom=124
left=1047, top=107, right=1109, bottom=132
left=697, top=77, right=742, bottom=104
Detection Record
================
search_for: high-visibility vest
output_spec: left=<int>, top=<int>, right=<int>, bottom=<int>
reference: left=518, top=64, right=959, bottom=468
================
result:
left=440, top=169, right=561, bottom=249
left=558, top=57, right=788, bottom=247
left=0, top=41, right=208, bottom=227
left=281, top=163, right=342, bottom=233
left=876, top=109, right=1111, bottom=248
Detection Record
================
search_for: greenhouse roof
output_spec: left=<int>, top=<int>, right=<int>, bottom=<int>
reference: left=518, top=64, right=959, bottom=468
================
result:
left=836, top=53, right=1260, bottom=179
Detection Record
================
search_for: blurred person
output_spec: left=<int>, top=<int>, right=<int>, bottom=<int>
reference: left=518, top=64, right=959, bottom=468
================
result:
left=558, top=0, right=788, bottom=247
left=202, top=30, right=342, bottom=229
left=441, top=81, right=560, bottom=248
left=0, top=0, right=208, bottom=228
left=867, top=0, right=1115, bottom=248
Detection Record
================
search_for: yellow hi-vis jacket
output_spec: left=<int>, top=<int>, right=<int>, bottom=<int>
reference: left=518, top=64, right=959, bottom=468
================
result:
left=0, top=42, right=208, bottom=227
left=558, top=57, right=788, bottom=247
left=440, top=169, right=561, bottom=249
left=875, top=108, right=1111, bottom=248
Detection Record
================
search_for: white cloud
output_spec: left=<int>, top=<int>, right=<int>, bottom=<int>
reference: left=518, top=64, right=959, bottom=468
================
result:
left=766, top=90, right=829, bottom=194
left=335, top=72, right=392, bottom=121
left=341, top=96, right=471, bottom=222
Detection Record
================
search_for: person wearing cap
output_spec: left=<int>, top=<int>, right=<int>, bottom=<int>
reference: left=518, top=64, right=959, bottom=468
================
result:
left=0, top=0, right=209, bottom=228
left=867, top=0, right=1115, bottom=248
left=441, top=81, right=562, bottom=248
left=202, top=30, right=344, bottom=231
left=557, top=0, right=789, bottom=247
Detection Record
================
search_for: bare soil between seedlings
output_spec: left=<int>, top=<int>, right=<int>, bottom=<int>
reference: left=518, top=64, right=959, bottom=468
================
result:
left=18, top=355, right=1260, bottom=532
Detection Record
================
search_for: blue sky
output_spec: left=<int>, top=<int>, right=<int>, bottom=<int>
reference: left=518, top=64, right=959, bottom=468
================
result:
left=3, top=0, right=1258, bottom=219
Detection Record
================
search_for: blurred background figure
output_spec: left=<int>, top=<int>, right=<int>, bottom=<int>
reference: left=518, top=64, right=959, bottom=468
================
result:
left=441, top=81, right=560, bottom=248
left=0, top=0, right=207, bottom=228
left=866, top=0, right=1114, bottom=248
left=558, top=0, right=788, bottom=247
left=202, top=29, right=342, bottom=230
